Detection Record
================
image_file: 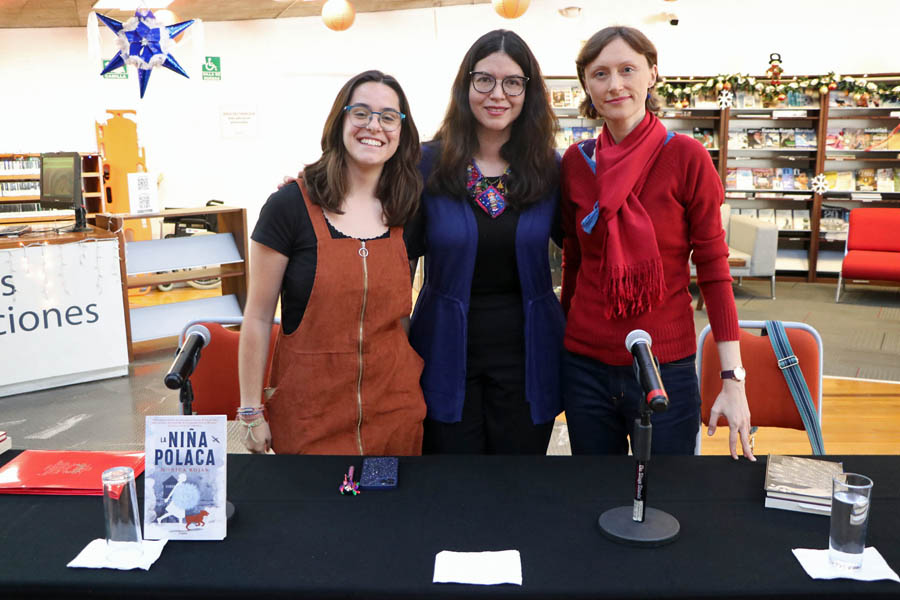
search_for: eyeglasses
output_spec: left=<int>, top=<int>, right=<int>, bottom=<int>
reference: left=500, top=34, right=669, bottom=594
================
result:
left=343, top=104, right=406, bottom=132
left=469, top=71, right=529, bottom=96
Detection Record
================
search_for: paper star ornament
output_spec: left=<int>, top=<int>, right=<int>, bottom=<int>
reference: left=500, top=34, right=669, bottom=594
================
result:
left=97, top=8, right=194, bottom=98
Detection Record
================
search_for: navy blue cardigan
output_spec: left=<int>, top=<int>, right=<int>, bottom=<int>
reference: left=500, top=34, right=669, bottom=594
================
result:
left=409, top=143, right=565, bottom=425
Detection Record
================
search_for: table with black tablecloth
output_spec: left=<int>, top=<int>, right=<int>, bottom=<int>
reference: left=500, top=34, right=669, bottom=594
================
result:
left=1, top=451, right=898, bottom=599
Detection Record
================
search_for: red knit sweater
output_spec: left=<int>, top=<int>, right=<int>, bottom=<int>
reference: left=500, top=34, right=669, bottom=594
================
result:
left=560, top=132, right=740, bottom=366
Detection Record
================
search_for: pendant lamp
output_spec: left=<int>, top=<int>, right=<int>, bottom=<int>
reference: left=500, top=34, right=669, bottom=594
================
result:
left=492, top=0, right=530, bottom=19
left=322, top=0, right=355, bottom=31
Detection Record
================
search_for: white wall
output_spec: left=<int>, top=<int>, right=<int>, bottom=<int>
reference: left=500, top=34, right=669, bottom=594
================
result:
left=1, top=0, right=898, bottom=228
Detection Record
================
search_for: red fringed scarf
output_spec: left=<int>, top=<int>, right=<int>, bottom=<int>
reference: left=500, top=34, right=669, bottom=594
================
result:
left=593, top=112, right=668, bottom=318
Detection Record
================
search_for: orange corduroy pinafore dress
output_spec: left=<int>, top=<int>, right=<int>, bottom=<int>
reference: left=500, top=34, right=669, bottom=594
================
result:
left=265, top=181, right=426, bottom=455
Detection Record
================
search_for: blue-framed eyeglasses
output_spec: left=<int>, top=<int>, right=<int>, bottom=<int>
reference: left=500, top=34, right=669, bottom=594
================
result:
left=343, top=104, right=406, bottom=132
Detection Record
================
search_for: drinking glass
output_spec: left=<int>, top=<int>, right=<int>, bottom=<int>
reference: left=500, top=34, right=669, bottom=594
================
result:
left=102, top=466, right=143, bottom=561
left=828, top=472, right=873, bottom=569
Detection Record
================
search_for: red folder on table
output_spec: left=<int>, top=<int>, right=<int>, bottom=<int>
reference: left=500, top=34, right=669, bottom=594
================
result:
left=0, top=450, right=145, bottom=495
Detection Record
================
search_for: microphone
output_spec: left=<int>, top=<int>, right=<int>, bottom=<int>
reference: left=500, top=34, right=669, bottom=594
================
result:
left=624, top=329, right=669, bottom=412
left=164, top=324, right=211, bottom=390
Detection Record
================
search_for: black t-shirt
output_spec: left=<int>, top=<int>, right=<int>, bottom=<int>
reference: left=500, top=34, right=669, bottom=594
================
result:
left=251, top=183, right=425, bottom=334
left=467, top=198, right=524, bottom=351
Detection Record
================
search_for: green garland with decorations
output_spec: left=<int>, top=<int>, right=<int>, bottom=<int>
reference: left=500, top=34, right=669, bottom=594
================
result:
left=655, top=73, right=900, bottom=108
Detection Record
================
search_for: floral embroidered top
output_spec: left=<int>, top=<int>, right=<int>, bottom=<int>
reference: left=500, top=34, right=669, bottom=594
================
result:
left=467, top=160, right=510, bottom=218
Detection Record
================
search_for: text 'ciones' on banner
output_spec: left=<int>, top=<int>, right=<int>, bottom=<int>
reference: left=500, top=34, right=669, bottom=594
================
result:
left=0, top=240, right=128, bottom=389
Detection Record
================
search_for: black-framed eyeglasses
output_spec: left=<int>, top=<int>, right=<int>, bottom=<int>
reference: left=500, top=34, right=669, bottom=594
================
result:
left=343, top=104, right=406, bottom=132
left=469, top=71, right=529, bottom=96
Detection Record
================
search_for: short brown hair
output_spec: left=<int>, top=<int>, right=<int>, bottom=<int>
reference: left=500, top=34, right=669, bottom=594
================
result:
left=575, top=26, right=661, bottom=120
left=303, top=70, right=421, bottom=227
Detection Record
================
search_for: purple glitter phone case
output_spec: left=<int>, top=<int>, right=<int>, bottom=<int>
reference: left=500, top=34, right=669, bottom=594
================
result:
left=359, top=457, right=398, bottom=490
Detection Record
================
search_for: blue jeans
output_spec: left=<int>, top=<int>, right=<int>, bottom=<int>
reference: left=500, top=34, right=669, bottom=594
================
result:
left=562, top=350, right=701, bottom=455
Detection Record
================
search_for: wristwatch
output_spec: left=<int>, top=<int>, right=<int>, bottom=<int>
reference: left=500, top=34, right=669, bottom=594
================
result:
left=721, top=366, right=746, bottom=382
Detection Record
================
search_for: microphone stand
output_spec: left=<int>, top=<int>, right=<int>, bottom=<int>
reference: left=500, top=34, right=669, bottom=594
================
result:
left=164, top=336, right=236, bottom=521
left=179, top=378, right=195, bottom=417
left=597, top=398, right=680, bottom=547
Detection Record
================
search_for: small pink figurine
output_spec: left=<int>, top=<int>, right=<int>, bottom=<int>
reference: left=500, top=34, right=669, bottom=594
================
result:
left=340, top=465, right=360, bottom=496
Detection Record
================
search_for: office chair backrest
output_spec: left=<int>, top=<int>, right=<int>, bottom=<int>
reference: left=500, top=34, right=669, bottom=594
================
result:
left=699, top=322, right=822, bottom=430
left=188, top=321, right=279, bottom=419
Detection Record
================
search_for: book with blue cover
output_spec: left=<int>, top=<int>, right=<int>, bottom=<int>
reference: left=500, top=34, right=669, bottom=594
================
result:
left=794, top=128, right=816, bottom=148
left=143, top=415, right=227, bottom=540
left=571, top=126, right=596, bottom=142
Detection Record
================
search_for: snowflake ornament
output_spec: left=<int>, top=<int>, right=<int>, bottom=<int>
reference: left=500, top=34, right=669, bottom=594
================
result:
left=97, top=8, right=194, bottom=98
left=811, top=173, right=830, bottom=195
left=717, top=90, right=734, bottom=109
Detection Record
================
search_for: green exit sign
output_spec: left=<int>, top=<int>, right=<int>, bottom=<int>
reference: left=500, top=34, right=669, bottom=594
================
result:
left=202, top=56, right=221, bottom=80
left=102, top=60, right=128, bottom=79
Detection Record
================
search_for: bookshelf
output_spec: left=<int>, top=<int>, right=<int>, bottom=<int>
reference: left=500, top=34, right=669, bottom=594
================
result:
left=722, top=101, right=823, bottom=279
left=546, top=72, right=900, bottom=282
left=546, top=76, right=599, bottom=154
left=816, top=81, right=900, bottom=275
left=0, top=152, right=107, bottom=218
left=0, top=153, right=40, bottom=209
left=95, top=206, right=249, bottom=359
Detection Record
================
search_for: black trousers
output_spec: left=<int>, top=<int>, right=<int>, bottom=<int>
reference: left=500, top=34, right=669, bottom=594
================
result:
left=423, top=296, right=553, bottom=455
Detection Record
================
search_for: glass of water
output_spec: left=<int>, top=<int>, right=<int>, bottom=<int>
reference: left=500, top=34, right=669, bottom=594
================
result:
left=102, top=466, right=143, bottom=562
left=829, top=473, right=873, bottom=569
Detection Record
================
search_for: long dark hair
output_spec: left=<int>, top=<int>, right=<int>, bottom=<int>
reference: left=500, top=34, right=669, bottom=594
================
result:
left=303, top=70, right=421, bottom=227
left=576, top=26, right=661, bottom=120
left=429, top=30, right=558, bottom=209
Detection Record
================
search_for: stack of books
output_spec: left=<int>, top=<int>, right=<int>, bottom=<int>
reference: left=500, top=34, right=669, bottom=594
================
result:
left=0, top=450, right=144, bottom=495
left=764, top=454, right=843, bottom=516
left=0, top=431, right=9, bottom=455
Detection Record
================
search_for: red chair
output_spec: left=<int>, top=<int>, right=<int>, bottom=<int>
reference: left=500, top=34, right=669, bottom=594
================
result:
left=178, top=318, right=280, bottom=419
left=836, top=207, right=900, bottom=302
left=695, top=320, right=823, bottom=454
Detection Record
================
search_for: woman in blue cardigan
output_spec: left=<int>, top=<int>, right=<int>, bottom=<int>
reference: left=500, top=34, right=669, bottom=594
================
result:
left=408, top=30, right=564, bottom=454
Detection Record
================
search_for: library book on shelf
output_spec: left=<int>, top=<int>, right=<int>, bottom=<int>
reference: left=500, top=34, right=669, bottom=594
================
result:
left=763, top=454, right=843, bottom=516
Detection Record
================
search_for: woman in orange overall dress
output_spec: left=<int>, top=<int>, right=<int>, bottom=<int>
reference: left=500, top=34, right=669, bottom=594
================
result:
left=237, top=70, right=426, bottom=455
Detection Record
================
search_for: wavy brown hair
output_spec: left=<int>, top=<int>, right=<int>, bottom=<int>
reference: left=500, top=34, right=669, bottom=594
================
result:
left=303, top=70, right=421, bottom=227
left=576, top=26, right=661, bottom=120
left=429, top=30, right=558, bottom=209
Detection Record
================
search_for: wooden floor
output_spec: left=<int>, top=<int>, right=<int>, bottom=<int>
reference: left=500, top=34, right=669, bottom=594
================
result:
left=127, top=285, right=220, bottom=308
left=698, top=377, right=900, bottom=456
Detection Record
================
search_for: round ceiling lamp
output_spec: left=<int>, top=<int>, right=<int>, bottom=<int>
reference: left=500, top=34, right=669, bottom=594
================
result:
left=322, top=0, right=355, bottom=31
left=492, top=0, right=530, bottom=19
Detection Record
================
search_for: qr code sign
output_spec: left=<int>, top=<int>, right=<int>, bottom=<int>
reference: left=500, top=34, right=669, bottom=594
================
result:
left=129, top=172, right=158, bottom=214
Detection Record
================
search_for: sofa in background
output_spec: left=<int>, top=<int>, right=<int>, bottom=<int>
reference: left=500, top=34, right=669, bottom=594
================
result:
left=693, top=203, right=779, bottom=301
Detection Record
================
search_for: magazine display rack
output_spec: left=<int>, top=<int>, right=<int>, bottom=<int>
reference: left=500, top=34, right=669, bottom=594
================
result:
left=546, top=73, right=900, bottom=282
left=95, top=206, right=249, bottom=359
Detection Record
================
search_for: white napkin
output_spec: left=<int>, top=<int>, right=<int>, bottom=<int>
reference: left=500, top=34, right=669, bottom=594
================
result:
left=68, top=538, right=168, bottom=571
left=433, top=549, right=522, bottom=585
left=792, top=547, right=900, bottom=582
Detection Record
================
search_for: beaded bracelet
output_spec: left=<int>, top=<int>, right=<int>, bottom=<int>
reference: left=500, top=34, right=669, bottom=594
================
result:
left=237, top=405, right=264, bottom=418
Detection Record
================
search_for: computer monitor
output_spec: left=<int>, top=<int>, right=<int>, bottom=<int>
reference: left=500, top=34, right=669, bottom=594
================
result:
left=39, top=152, right=89, bottom=231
